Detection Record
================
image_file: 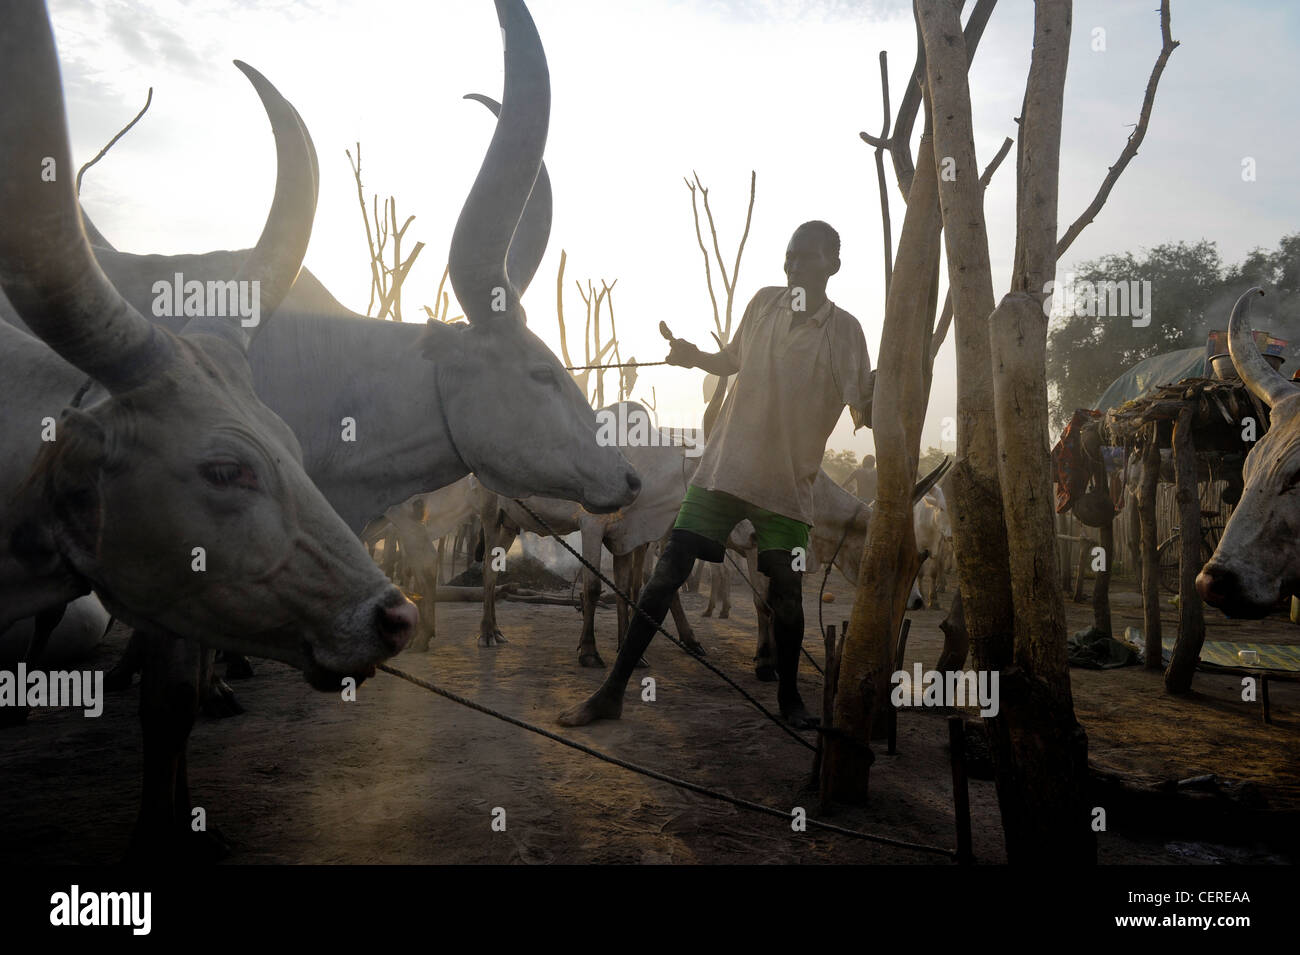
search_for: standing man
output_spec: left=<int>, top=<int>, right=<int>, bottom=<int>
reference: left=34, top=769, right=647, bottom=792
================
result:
left=559, top=220, right=874, bottom=729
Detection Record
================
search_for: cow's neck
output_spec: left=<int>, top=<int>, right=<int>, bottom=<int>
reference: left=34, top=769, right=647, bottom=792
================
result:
left=249, top=312, right=469, bottom=533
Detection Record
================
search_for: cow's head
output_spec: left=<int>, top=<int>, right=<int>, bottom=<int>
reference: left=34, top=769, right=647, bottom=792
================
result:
left=422, top=0, right=639, bottom=513
left=1, top=4, right=415, bottom=687
left=1197, top=288, right=1300, bottom=617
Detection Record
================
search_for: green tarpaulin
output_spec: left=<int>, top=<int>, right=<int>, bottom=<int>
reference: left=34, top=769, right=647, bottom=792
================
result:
left=1092, top=346, right=1206, bottom=413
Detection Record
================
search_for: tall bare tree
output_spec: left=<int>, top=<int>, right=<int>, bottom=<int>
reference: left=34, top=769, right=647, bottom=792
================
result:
left=829, top=0, right=1177, bottom=864
left=347, top=142, right=425, bottom=321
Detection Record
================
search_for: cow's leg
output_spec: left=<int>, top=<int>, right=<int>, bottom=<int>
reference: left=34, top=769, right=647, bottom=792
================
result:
left=478, top=518, right=517, bottom=647
left=719, top=559, right=732, bottom=618
left=130, top=630, right=227, bottom=862
left=223, top=652, right=254, bottom=680
left=668, top=594, right=706, bottom=656
left=105, top=628, right=147, bottom=691
left=0, top=605, right=69, bottom=727
left=577, top=528, right=605, bottom=667
left=703, top=562, right=717, bottom=617
left=609, top=550, right=649, bottom=668
left=750, top=549, right=776, bottom=681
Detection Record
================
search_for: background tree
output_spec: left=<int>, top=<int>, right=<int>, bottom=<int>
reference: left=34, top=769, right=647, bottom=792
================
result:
left=1047, top=233, right=1300, bottom=430
left=821, top=448, right=859, bottom=485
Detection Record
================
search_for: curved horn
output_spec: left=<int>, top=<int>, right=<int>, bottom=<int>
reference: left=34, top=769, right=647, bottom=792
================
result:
left=227, top=60, right=317, bottom=344
left=464, top=93, right=552, bottom=298
left=1228, top=287, right=1297, bottom=408
left=448, top=0, right=549, bottom=324
left=0, top=1, right=170, bottom=392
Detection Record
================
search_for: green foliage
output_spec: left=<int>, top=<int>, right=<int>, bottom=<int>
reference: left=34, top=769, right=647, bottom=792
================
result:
left=1046, top=234, right=1300, bottom=433
left=822, top=448, right=858, bottom=485
left=916, top=445, right=948, bottom=479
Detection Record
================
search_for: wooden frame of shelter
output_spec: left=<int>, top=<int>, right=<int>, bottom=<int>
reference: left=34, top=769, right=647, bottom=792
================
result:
left=1072, top=375, right=1267, bottom=694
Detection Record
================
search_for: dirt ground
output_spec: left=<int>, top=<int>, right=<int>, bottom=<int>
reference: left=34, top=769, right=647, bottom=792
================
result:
left=1, top=571, right=1296, bottom=865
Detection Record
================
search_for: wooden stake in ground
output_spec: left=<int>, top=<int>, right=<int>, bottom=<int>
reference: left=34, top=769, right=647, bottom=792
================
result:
left=1165, top=406, right=1206, bottom=693
left=1138, top=427, right=1163, bottom=669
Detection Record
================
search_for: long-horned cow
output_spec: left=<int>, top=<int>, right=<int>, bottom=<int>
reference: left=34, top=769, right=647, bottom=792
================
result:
left=1197, top=288, right=1300, bottom=616
left=0, top=2, right=421, bottom=852
left=2, top=0, right=640, bottom=534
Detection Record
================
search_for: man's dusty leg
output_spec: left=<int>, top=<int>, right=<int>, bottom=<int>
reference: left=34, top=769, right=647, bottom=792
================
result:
left=558, top=531, right=705, bottom=726
left=763, top=552, right=816, bottom=728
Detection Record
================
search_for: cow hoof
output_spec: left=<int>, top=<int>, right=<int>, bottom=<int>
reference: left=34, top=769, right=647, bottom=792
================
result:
left=682, top=639, right=707, bottom=658
left=635, top=656, right=649, bottom=669
left=719, top=608, right=730, bottom=619
left=202, top=680, right=245, bottom=719
left=0, top=706, right=30, bottom=728
left=224, top=655, right=255, bottom=680
left=477, top=630, right=509, bottom=648
left=104, top=665, right=135, bottom=692
left=702, top=608, right=713, bottom=618
left=409, top=635, right=432, bottom=653
left=578, top=651, right=606, bottom=668
left=754, top=662, right=778, bottom=682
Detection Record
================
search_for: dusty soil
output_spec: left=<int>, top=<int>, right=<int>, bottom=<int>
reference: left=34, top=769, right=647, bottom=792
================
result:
left=1, top=573, right=1296, bottom=865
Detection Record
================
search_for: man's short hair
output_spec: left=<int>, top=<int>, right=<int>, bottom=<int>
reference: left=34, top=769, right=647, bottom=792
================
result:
left=796, top=220, right=840, bottom=260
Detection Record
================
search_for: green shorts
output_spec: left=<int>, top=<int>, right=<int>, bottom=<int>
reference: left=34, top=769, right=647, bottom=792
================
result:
left=672, top=485, right=810, bottom=560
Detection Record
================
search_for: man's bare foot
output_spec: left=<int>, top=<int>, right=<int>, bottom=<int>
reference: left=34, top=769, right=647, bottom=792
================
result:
left=557, top=688, right=624, bottom=727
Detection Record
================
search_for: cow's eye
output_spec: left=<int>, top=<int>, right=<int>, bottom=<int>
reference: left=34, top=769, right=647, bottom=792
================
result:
left=530, top=367, right=557, bottom=387
left=200, top=461, right=258, bottom=490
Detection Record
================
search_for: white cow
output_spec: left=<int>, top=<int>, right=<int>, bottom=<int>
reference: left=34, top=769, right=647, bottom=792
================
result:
left=913, top=486, right=953, bottom=609
left=475, top=404, right=705, bottom=666
left=0, top=5, right=417, bottom=856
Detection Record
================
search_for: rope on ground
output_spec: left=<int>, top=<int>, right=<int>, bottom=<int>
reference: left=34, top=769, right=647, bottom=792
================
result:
left=377, top=662, right=955, bottom=859
left=511, top=498, right=816, bottom=753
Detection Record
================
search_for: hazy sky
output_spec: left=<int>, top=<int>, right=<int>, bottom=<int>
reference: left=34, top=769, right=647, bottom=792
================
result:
left=44, top=0, right=1300, bottom=460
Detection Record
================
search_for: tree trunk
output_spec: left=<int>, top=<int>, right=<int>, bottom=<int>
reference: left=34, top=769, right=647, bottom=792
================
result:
left=826, top=114, right=942, bottom=804
left=916, top=0, right=1019, bottom=844
left=1138, top=429, right=1163, bottom=669
left=1165, top=407, right=1206, bottom=693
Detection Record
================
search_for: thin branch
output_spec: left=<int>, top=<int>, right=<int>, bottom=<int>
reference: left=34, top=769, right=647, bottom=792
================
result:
left=861, top=0, right=999, bottom=199
left=725, top=171, right=757, bottom=340
left=346, top=145, right=383, bottom=317
left=77, top=88, right=153, bottom=196
left=874, top=50, right=894, bottom=304
left=684, top=175, right=722, bottom=338
left=555, top=250, right=574, bottom=366
left=1056, top=0, right=1179, bottom=259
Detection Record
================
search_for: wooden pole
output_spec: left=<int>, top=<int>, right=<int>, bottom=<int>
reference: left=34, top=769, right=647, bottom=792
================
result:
left=1165, top=407, right=1206, bottom=693
left=1138, top=429, right=1163, bottom=670
left=1093, top=519, right=1113, bottom=636
left=948, top=715, right=974, bottom=864
left=1072, top=536, right=1092, bottom=603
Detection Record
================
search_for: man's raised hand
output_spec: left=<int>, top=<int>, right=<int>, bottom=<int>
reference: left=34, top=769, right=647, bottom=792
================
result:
left=666, top=337, right=702, bottom=368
